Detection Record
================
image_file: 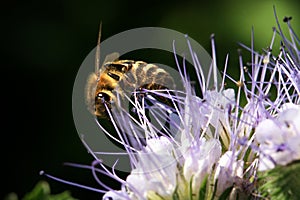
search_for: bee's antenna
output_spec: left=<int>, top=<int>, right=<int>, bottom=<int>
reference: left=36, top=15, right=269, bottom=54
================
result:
left=95, top=21, right=102, bottom=74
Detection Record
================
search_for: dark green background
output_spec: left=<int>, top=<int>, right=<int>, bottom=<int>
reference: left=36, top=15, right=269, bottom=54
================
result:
left=2, top=0, right=299, bottom=199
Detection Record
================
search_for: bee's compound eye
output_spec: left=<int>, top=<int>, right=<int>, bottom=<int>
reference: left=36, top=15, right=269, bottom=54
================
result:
left=96, top=92, right=111, bottom=103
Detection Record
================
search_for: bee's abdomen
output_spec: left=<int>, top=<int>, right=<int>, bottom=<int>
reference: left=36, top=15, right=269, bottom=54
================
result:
left=130, top=61, right=174, bottom=89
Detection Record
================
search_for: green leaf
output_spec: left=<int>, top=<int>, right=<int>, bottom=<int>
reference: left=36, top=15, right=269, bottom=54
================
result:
left=21, top=181, right=78, bottom=200
left=217, top=186, right=233, bottom=200
left=198, top=176, right=208, bottom=200
left=188, top=175, right=194, bottom=200
left=172, top=186, right=180, bottom=200
left=48, top=191, right=78, bottom=200
left=258, top=160, right=300, bottom=200
left=22, top=181, right=51, bottom=200
left=147, top=191, right=166, bottom=200
left=4, top=193, right=19, bottom=200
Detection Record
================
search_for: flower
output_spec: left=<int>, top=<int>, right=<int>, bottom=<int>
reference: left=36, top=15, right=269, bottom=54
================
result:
left=125, top=137, right=178, bottom=199
left=95, top=10, right=300, bottom=199
left=42, top=8, right=300, bottom=200
left=255, top=103, right=300, bottom=171
left=183, top=138, right=221, bottom=195
left=214, top=151, right=244, bottom=198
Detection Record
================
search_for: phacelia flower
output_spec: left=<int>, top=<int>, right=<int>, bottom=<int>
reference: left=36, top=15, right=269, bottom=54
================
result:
left=92, top=10, right=300, bottom=200
left=43, top=8, right=300, bottom=200
left=256, top=103, right=300, bottom=171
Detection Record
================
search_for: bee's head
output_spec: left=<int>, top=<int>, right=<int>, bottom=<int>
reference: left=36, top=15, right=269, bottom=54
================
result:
left=94, top=92, right=112, bottom=118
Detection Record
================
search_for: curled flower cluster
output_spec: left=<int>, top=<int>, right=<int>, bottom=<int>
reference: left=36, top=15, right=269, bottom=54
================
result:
left=256, top=103, right=300, bottom=171
left=95, top=11, right=300, bottom=200
left=42, top=9, right=299, bottom=200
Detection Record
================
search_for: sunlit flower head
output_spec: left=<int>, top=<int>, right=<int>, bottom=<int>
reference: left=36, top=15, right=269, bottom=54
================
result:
left=42, top=8, right=300, bottom=200
left=99, top=13, right=299, bottom=198
left=256, top=103, right=300, bottom=170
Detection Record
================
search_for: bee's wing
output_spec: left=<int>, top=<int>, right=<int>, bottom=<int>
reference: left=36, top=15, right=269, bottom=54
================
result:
left=85, top=72, right=98, bottom=114
left=102, top=52, right=120, bottom=65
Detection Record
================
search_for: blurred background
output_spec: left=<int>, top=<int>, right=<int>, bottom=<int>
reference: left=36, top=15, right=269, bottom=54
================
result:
left=1, top=0, right=299, bottom=199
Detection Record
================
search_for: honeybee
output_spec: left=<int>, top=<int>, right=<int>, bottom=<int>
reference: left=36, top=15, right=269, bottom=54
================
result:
left=85, top=24, right=175, bottom=120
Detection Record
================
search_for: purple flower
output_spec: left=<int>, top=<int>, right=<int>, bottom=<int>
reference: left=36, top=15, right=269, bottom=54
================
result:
left=44, top=9, right=300, bottom=200
left=98, top=14, right=300, bottom=199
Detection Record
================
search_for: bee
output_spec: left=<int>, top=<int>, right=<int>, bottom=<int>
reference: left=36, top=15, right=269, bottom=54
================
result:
left=85, top=24, right=175, bottom=120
